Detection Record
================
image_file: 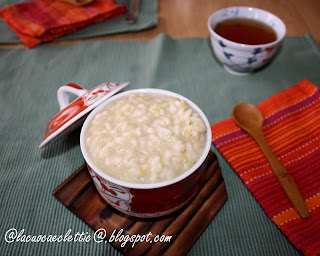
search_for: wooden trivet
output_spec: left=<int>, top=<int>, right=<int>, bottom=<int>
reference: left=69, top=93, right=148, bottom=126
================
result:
left=53, top=151, right=227, bottom=256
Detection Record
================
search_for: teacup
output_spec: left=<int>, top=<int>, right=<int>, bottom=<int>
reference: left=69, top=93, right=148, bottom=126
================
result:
left=80, top=89, right=212, bottom=218
left=207, top=6, right=286, bottom=75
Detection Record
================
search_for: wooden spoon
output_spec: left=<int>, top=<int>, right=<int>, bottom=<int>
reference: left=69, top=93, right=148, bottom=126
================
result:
left=232, top=102, right=309, bottom=219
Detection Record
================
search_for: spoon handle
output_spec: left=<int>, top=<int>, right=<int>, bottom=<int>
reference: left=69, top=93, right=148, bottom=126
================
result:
left=253, top=130, right=309, bottom=219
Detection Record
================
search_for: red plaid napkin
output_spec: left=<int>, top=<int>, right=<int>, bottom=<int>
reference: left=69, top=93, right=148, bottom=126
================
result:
left=0, top=0, right=127, bottom=48
left=211, top=80, right=320, bottom=256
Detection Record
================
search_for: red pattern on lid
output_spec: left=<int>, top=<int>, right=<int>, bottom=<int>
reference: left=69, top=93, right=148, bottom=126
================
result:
left=40, top=82, right=129, bottom=148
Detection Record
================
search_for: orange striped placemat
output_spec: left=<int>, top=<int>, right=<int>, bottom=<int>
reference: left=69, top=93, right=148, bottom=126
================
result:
left=211, top=79, right=320, bottom=256
left=0, top=0, right=127, bottom=48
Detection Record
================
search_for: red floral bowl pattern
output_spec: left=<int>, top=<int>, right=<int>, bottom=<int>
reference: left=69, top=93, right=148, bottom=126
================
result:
left=87, top=156, right=208, bottom=217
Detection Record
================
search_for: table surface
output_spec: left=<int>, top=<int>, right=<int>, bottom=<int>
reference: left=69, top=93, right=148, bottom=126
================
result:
left=1, top=0, right=320, bottom=47
left=101, top=0, right=320, bottom=44
left=1, top=1, right=320, bottom=256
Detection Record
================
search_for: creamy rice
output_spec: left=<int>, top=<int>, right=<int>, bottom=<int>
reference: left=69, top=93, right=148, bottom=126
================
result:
left=85, top=92, right=207, bottom=184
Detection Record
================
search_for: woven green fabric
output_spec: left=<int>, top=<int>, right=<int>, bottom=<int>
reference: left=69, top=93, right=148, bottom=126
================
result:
left=0, top=0, right=158, bottom=44
left=1, top=34, right=320, bottom=256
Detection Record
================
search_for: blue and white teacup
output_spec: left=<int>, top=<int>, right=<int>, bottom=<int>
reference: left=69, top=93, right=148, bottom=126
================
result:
left=208, top=6, right=286, bottom=75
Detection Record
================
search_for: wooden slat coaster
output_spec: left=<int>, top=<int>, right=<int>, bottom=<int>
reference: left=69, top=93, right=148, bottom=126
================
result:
left=53, top=151, right=228, bottom=256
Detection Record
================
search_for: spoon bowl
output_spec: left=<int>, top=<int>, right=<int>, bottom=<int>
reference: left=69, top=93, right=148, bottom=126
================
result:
left=232, top=102, right=264, bottom=132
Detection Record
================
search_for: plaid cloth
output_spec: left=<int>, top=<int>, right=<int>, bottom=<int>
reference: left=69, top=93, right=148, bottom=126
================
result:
left=0, top=0, right=127, bottom=48
left=211, top=79, right=320, bottom=256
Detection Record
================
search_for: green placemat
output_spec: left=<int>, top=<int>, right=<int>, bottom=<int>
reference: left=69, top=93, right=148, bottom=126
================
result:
left=0, top=34, right=320, bottom=256
left=0, top=0, right=158, bottom=44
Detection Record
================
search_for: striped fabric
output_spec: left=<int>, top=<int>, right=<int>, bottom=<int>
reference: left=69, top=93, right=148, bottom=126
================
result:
left=0, top=0, right=127, bottom=48
left=211, top=79, right=320, bottom=256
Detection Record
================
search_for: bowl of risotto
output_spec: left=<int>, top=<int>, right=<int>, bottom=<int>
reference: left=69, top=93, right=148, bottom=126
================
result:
left=80, top=88, right=212, bottom=217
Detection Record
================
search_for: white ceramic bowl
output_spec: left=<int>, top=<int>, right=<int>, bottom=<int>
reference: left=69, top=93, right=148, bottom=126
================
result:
left=80, top=88, right=212, bottom=217
left=208, top=6, right=286, bottom=75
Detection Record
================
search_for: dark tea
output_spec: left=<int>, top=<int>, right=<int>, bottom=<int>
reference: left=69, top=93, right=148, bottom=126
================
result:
left=214, top=18, right=277, bottom=45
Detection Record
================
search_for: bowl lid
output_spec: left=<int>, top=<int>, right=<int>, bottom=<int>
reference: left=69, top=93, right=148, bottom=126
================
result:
left=39, top=82, right=130, bottom=148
